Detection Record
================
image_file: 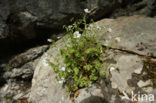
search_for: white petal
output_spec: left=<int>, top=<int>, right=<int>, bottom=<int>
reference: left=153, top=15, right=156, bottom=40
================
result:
left=68, top=25, right=72, bottom=28
left=110, top=66, right=115, bottom=71
left=73, top=31, right=81, bottom=38
left=58, top=80, right=64, bottom=84
left=57, top=36, right=61, bottom=39
left=115, top=37, right=120, bottom=42
left=47, top=39, right=52, bottom=42
left=96, top=26, right=101, bottom=30
left=74, top=31, right=79, bottom=35
left=60, top=67, right=66, bottom=71
left=108, top=28, right=112, bottom=32
left=84, top=8, right=91, bottom=13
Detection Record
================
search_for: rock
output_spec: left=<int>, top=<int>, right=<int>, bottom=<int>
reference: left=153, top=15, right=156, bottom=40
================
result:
left=9, top=45, right=49, bottom=68
left=4, top=59, right=39, bottom=80
left=137, top=80, right=153, bottom=88
left=110, top=0, right=156, bottom=18
left=0, top=80, right=30, bottom=103
left=0, top=45, right=48, bottom=103
left=29, top=38, right=71, bottom=103
left=96, top=15, right=156, bottom=57
left=134, top=68, right=143, bottom=74
left=7, top=11, right=37, bottom=40
left=0, top=0, right=156, bottom=57
left=29, top=16, right=156, bottom=103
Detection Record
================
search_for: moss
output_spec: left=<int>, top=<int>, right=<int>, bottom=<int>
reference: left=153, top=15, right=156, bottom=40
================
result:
left=142, top=59, right=156, bottom=88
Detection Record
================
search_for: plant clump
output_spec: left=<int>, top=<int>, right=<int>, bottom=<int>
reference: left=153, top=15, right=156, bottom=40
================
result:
left=48, top=9, right=107, bottom=98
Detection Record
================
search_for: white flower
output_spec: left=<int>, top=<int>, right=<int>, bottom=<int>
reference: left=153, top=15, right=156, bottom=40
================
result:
left=108, top=28, right=112, bottom=32
left=96, top=26, right=101, bottom=30
left=68, top=25, right=73, bottom=28
left=61, top=77, right=65, bottom=80
left=47, top=39, right=52, bottom=42
left=84, top=8, right=91, bottom=13
left=115, top=37, right=120, bottom=42
left=87, top=24, right=93, bottom=30
left=58, top=80, right=64, bottom=84
left=58, top=77, right=65, bottom=84
left=60, top=67, right=66, bottom=71
left=73, top=31, right=81, bottom=38
left=57, top=36, right=61, bottom=39
left=110, top=66, right=115, bottom=72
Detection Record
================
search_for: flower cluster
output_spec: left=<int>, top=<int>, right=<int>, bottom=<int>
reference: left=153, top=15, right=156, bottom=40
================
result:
left=59, top=67, right=66, bottom=71
left=73, top=31, right=81, bottom=38
left=84, top=8, right=91, bottom=13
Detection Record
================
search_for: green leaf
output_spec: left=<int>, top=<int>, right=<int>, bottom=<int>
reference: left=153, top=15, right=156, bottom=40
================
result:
left=84, top=65, right=92, bottom=70
left=99, top=57, right=104, bottom=61
left=74, top=67, right=79, bottom=75
left=100, top=72, right=106, bottom=78
left=68, top=48, right=75, bottom=54
left=75, top=52, right=81, bottom=57
left=89, top=74, right=98, bottom=81
left=94, top=60, right=101, bottom=69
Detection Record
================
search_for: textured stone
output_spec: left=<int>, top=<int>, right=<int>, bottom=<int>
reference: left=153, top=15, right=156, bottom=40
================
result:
left=96, top=15, right=156, bottom=57
left=0, top=45, right=48, bottom=103
left=0, top=0, right=156, bottom=55
left=9, top=45, right=49, bottom=68
left=29, top=37, right=71, bottom=103
left=29, top=16, right=156, bottom=103
left=137, top=80, right=153, bottom=88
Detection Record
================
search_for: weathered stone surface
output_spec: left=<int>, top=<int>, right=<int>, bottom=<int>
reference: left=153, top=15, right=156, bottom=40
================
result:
left=0, top=0, right=119, bottom=41
left=0, top=79, right=31, bottom=103
left=106, top=51, right=156, bottom=103
left=96, top=15, right=156, bottom=57
left=29, top=16, right=156, bottom=103
left=29, top=47, right=156, bottom=103
left=0, top=45, right=48, bottom=103
left=0, top=0, right=156, bottom=56
left=110, top=0, right=156, bottom=18
left=9, top=45, right=49, bottom=68
left=29, top=37, right=72, bottom=103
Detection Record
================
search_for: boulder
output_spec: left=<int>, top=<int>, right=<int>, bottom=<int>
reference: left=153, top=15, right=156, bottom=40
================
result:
left=8, top=45, right=49, bottom=68
left=29, top=16, right=156, bottom=103
left=96, top=15, right=156, bottom=57
left=0, top=45, right=49, bottom=103
left=29, top=37, right=71, bottom=103
left=0, top=0, right=156, bottom=56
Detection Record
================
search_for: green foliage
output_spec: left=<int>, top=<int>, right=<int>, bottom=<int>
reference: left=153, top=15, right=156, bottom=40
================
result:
left=49, top=12, right=108, bottom=97
left=6, top=65, right=13, bottom=71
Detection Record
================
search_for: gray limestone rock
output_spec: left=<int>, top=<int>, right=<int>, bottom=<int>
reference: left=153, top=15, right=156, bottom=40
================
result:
left=29, top=16, right=156, bottom=103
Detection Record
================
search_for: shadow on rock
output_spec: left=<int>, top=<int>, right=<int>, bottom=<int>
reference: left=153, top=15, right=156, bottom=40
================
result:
left=80, top=95, right=108, bottom=103
left=79, top=78, right=128, bottom=103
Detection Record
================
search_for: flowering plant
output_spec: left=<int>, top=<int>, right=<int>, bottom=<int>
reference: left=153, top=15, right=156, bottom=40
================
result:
left=49, top=9, right=107, bottom=98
